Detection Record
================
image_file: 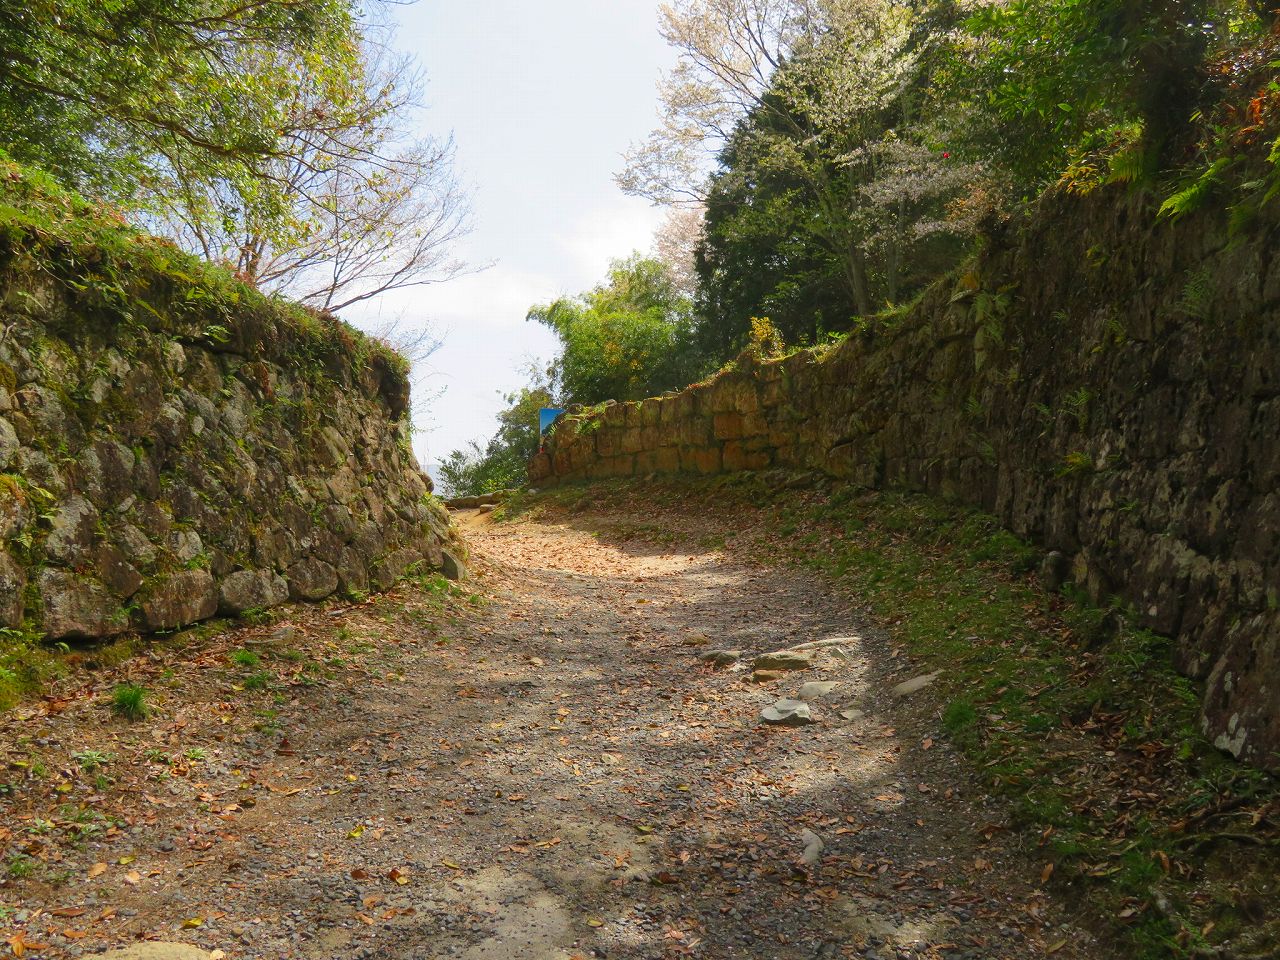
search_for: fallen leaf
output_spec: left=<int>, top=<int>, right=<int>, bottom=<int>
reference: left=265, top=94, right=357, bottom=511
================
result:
left=587, top=918, right=604, bottom=928
left=1041, top=863, right=1054, bottom=884
left=181, top=917, right=203, bottom=929
left=88, top=862, right=107, bottom=878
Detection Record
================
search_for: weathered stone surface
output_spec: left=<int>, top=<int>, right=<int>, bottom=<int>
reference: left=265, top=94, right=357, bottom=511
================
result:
left=219, top=569, right=289, bottom=615
left=286, top=557, right=338, bottom=602
left=0, top=230, right=462, bottom=650
left=0, top=416, right=16, bottom=469
left=370, top=546, right=420, bottom=591
left=96, top=945, right=218, bottom=960
left=892, top=671, right=942, bottom=698
left=797, top=680, right=839, bottom=700
left=336, top=547, right=370, bottom=596
left=45, top=495, right=99, bottom=563
left=38, top=569, right=128, bottom=640
left=141, top=570, right=218, bottom=631
left=751, top=670, right=786, bottom=684
left=94, top=543, right=144, bottom=598
left=441, top=548, right=468, bottom=582
left=0, top=550, right=25, bottom=628
left=115, top=523, right=158, bottom=568
left=753, top=651, right=813, bottom=672
left=761, top=699, right=814, bottom=726
left=75, top=438, right=136, bottom=509
left=700, top=650, right=742, bottom=668
left=0, top=485, right=26, bottom=540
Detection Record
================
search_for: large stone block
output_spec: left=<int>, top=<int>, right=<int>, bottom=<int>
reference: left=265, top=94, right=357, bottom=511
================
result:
left=0, top=550, right=25, bottom=628
left=141, top=570, right=218, bottom=631
left=219, top=569, right=289, bottom=615
left=39, top=570, right=128, bottom=640
left=45, top=495, right=99, bottom=564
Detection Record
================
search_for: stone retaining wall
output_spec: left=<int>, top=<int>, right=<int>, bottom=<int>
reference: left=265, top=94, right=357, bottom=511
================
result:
left=1, top=259, right=458, bottom=645
left=531, top=186, right=1280, bottom=769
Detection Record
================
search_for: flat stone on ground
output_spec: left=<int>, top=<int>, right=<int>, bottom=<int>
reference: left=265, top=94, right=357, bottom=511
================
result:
left=700, top=649, right=742, bottom=668
left=761, top=698, right=814, bottom=725
left=892, top=670, right=942, bottom=698
left=752, top=651, right=813, bottom=672
left=798, top=680, right=839, bottom=700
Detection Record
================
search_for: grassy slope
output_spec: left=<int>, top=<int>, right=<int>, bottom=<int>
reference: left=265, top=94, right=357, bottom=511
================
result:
left=504, top=474, right=1279, bottom=960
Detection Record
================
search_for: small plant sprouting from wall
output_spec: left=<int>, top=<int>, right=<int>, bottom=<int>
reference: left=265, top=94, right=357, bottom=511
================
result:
left=1063, top=387, right=1093, bottom=431
left=1177, top=266, right=1215, bottom=321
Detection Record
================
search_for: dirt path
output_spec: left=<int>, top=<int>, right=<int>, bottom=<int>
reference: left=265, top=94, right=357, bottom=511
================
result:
left=3, top=503, right=1105, bottom=960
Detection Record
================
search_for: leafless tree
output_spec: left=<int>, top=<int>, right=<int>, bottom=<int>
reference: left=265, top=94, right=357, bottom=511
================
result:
left=150, top=35, right=471, bottom=312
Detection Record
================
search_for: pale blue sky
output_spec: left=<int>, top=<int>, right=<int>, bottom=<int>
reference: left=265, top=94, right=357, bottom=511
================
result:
left=346, top=1, right=677, bottom=473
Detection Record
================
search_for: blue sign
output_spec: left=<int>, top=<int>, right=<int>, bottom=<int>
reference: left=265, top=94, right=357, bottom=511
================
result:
left=538, top=407, right=565, bottom=442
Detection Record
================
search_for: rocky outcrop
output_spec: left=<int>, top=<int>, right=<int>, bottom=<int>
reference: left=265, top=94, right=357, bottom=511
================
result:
left=0, top=209, right=459, bottom=645
left=531, top=185, right=1280, bottom=770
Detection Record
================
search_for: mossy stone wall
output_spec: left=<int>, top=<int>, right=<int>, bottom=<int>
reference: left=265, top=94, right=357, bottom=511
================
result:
left=0, top=246, right=457, bottom=647
left=532, top=186, right=1280, bottom=771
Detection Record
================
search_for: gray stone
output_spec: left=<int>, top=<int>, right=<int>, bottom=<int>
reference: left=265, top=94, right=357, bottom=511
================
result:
left=336, top=547, right=369, bottom=596
left=892, top=671, right=942, bottom=698
left=141, top=570, right=218, bottom=631
left=0, top=551, right=25, bottom=628
left=761, top=699, right=814, bottom=726
left=790, top=636, right=860, bottom=651
left=0, top=416, right=16, bottom=469
left=94, top=543, right=143, bottom=598
left=95, top=945, right=218, bottom=960
left=38, top=569, right=128, bottom=640
left=1040, top=550, right=1069, bottom=592
left=370, top=546, right=421, bottom=591
left=839, top=708, right=866, bottom=721
left=327, top=466, right=362, bottom=503
left=219, top=569, right=289, bottom=615
left=168, top=528, right=205, bottom=564
left=45, top=495, right=99, bottom=563
left=441, top=548, right=468, bottom=582
left=75, top=439, right=136, bottom=509
left=116, top=523, right=158, bottom=568
left=800, top=828, right=825, bottom=866
left=0, top=485, right=27, bottom=540
left=700, top=649, right=742, bottom=668
left=286, top=557, right=338, bottom=602
left=752, top=651, right=813, bottom=672
left=797, top=680, right=839, bottom=700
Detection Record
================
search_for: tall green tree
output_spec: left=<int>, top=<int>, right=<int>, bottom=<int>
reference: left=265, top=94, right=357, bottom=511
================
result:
left=528, top=255, right=707, bottom=405
left=950, top=0, right=1273, bottom=188
left=437, top=382, right=553, bottom=498
left=0, top=0, right=362, bottom=198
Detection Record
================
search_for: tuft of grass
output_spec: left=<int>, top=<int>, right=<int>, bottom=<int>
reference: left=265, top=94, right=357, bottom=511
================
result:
left=230, top=649, right=261, bottom=668
left=71, top=749, right=112, bottom=773
left=6, top=854, right=35, bottom=879
left=241, top=670, right=272, bottom=691
left=110, top=683, right=148, bottom=720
